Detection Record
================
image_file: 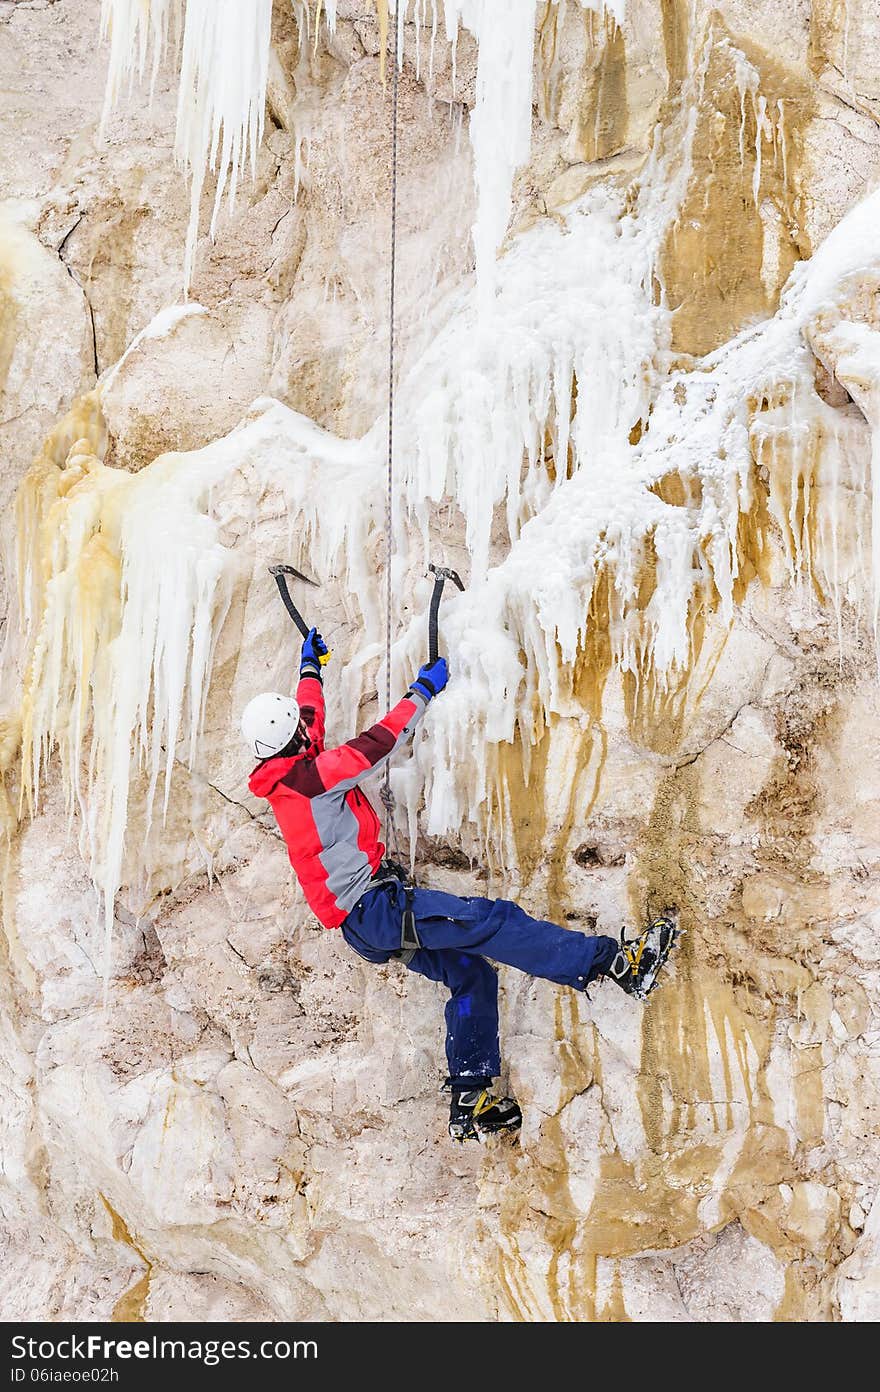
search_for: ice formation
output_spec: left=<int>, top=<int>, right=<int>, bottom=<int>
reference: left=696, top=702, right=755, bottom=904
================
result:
left=17, top=390, right=377, bottom=971
left=99, top=1, right=623, bottom=291
left=100, top=0, right=274, bottom=288
left=413, top=184, right=880, bottom=841
left=448, top=1, right=537, bottom=302
left=16, top=3, right=880, bottom=956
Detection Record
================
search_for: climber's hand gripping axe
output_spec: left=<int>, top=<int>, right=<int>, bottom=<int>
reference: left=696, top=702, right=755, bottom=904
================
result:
left=268, top=563, right=332, bottom=665
left=428, top=562, right=465, bottom=663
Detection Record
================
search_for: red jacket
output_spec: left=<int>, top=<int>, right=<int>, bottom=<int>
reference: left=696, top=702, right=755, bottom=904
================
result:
left=248, top=674, right=426, bottom=928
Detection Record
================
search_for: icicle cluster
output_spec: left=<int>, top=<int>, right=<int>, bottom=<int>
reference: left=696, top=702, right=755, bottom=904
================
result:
left=397, top=189, right=665, bottom=579
left=101, top=0, right=273, bottom=289
left=100, top=1, right=623, bottom=292
left=407, top=183, right=880, bottom=840
left=17, top=386, right=381, bottom=967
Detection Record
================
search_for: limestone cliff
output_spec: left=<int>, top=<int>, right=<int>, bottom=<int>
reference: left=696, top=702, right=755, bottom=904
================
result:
left=1, top=0, right=880, bottom=1323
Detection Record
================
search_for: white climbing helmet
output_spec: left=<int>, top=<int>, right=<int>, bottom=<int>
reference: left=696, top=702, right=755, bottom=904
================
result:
left=241, top=692, right=301, bottom=760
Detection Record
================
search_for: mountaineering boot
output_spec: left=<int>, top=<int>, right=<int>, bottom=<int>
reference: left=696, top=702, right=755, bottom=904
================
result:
left=608, top=911, right=680, bottom=1001
left=448, top=1088, right=522, bottom=1143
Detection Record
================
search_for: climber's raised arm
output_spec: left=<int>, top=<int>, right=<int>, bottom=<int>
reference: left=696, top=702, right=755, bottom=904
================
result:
left=282, top=656, right=448, bottom=795
left=296, top=627, right=328, bottom=750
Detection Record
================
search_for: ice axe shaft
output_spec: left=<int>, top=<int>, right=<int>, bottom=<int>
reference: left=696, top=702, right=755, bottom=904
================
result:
left=427, top=562, right=464, bottom=664
left=268, top=564, right=331, bottom=664
left=269, top=564, right=313, bottom=637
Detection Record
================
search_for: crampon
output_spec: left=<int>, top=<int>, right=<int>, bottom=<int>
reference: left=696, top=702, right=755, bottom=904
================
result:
left=608, top=911, right=681, bottom=1001
left=448, top=1088, right=522, bottom=1143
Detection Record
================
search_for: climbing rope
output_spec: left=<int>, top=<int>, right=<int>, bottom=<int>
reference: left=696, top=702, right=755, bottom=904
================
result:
left=380, top=26, right=401, bottom=858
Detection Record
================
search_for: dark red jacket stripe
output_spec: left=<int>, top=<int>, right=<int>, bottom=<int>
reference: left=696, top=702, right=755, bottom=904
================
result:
left=344, top=723, right=396, bottom=767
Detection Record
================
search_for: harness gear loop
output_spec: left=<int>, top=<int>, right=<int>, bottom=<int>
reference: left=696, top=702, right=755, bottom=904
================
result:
left=399, top=885, right=421, bottom=962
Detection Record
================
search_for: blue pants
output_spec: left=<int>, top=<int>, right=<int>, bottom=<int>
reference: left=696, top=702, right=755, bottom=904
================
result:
left=341, top=883, right=617, bottom=1087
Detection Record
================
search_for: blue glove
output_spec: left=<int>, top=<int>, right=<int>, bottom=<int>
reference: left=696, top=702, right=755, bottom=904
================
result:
left=301, top=627, right=329, bottom=675
left=409, top=656, right=448, bottom=702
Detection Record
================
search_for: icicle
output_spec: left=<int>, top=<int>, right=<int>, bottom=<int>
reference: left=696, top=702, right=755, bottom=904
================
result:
left=177, top=0, right=273, bottom=284
left=752, top=94, right=769, bottom=208
left=828, top=424, right=844, bottom=654
left=428, top=0, right=439, bottom=88
left=446, top=0, right=538, bottom=308
left=397, top=186, right=664, bottom=579
left=809, top=313, right=880, bottom=654
left=577, top=0, right=627, bottom=23
left=870, top=414, right=880, bottom=649
left=99, top=0, right=183, bottom=123
left=729, top=44, right=759, bottom=172
left=99, top=1, right=627, bottom=303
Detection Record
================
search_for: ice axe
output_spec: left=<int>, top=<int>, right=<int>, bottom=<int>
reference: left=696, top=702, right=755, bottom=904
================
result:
left=427, top=562, right=464, bottom=663
left=268, top=563, right=332, bottom=665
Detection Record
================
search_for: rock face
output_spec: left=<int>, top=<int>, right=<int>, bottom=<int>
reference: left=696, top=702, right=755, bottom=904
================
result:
left=1, top=0, right=880, bottom=1324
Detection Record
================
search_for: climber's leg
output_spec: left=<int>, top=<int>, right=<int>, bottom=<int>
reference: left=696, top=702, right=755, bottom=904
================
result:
left=342, top=890, right=502, bottom=1079
left=406, top=946, right=522, bottom=1141
left=406, top=886, right=618, bottom=992
left=405, top=945, right=502, bottom=1085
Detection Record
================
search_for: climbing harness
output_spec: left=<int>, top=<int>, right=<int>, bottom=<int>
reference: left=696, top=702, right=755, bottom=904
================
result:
left=368, top=858, right=421, bottom=964
left=268, top=563, right=332, bottom=664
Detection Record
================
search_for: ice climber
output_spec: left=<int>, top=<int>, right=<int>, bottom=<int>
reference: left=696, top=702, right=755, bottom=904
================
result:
left=242, top=627, right=677, bottom=1142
